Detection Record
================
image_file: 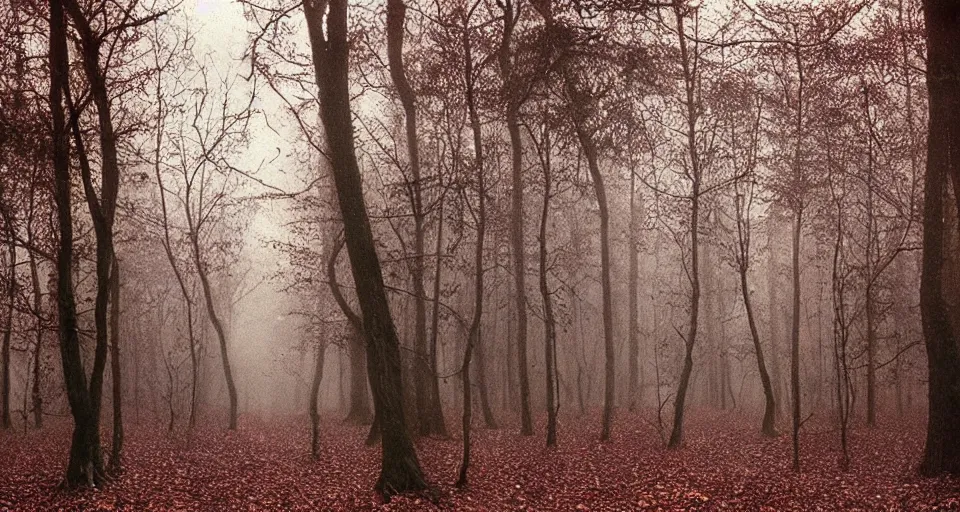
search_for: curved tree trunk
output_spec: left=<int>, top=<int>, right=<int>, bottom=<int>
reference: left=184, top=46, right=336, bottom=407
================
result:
left=668, top=7, right=701, bottom=449
left=304, top=0, right=426, bottom=498
left=573, top=125, right=615, bottom=442
left=537, top=125, right=558, bottom=447
left=733, top=183, right=777, bottom=437
left=458, top=19, right=488, bottom=487
left=497, top=0, right=533, bottom=436
left=187, top=224, right=238, bottom=431
left=740, top=264, right=776, bottom=436
left=310, top=342, right=326, bottom=458
left=49, top=1, right=105, bottom=485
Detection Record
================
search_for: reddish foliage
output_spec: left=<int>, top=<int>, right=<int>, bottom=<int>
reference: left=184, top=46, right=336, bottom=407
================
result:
left=0, top=411, right=957, bottom=510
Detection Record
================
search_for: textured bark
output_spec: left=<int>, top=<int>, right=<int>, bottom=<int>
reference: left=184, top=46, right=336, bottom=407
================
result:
left=28, top=251, right=42, bottom=429
left=109, top=258, right=123, bottom=473
left=919, top=0, right=960, bottom=477
left=310, top=343, right=326, bottom=458
left=49, top=0, right=105, bottom=485
left=304, top=0, right=426, bottom=498
left=1, top=231, right=13, bottom=430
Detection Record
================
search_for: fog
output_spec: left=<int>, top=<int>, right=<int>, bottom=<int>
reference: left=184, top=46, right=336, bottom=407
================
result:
left=0, top=0, right=956, bottom=507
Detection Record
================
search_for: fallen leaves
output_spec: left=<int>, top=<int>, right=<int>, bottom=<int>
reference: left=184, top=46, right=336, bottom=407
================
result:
left=0, top=411, right=957, bottom=510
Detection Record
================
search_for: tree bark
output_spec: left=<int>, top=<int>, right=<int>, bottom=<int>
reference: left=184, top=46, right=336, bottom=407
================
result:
left=733, top=184, right=777, bottom=436
left=537, top=125, right=559, bottom=447
left=310, top=342, right=326, bottom=458
left=574, top=126, right=616, bottom=442
left=628, top=169, right=640, bottom=412
left=28, top=251, right=42, bottom=429
left=386, top=0, right=444, bottom=438
left=919, top=0, right=960, bottom=477
left=668, top=6, right=701, bottom=449
left=458, top=19, right=488, bottom=486
left=108, top=258, right=123, bottom=473
left=497, top=0, right=533, bottom=436
left=791, top=209, right=803, bottom=472
left=2, top=230, right=13, bottom=430
left=304, top=0, right=426, bottom=498
left=49, top=0, right=105, bottom=485
left=186, top=218, right=238, bottom=430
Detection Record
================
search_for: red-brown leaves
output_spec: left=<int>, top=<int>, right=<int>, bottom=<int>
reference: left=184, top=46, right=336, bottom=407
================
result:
left=0, top=411, right=957, bottom=510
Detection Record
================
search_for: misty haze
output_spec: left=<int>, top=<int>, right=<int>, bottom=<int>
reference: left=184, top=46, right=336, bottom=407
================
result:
left=1, top=0, right=959, bottom=509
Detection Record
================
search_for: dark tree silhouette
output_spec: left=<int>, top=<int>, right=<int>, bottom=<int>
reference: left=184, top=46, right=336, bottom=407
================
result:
left=919, top=0, right=960, bottom=477
left=303, top=0, right=427, bottom=498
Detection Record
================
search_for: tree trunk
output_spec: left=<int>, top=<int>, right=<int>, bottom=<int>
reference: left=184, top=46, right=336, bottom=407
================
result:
left=29, top=252, right=42, bottom=429
left=345, top=326, right=373, bottom=424
left=2, top=232, right=13, bottom=430
left=427, top=200, right=447, bottom=436
left=304, top=0, right=426, bottom=498
left=108, top=258, right=123, bottom=473
left=864, top=89, right=878, bottom=427
left=310, top=342, right=326, bottom=458
left=497, top=1, right=533, bottom=436
left=49, top=0, right=105, bottom=485
left=458, top=21, right=488, bottom=486
left=740, top=266, right=777, bottom=436
left=538, top=126, right=558, bottom=447
left=668, top=7, right=701, bottom=449
left=187, top=225, right=238, bottom=430
left=791, top=209, right=803, bottom=472
left=919, top=0, right=960, bottom=477
left=63, top=1, right=122, bottom=461
left=628, top=170, right=640, bottom=412
left=386, top=0, right=444, bottom=438
left=734, top=186, right=777, bottom=436
left=572, top=125, right=616, bottom=442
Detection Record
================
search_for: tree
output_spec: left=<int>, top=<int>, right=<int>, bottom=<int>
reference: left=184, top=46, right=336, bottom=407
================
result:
left=49, top=0, right=105, bottom=485
left=724, top=94, right=777, bottom=437
left=303, top=0, right=427, bottom=498
left=385, top=0, right=446, bottom=438
left=1, top=219, right=13, bottom=430
left=918, top=0, right=960, bottom=477
left=498, top=0, right=534, bottom=437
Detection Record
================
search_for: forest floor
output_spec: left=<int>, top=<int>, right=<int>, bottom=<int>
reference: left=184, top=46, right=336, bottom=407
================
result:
left=0, top=410, right=958, bottom=511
